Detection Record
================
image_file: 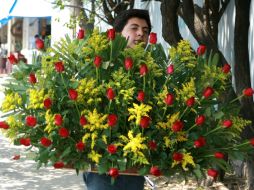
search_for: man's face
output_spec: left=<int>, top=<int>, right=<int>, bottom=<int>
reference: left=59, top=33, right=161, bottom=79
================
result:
left=121, top=17, right=149, bottom=48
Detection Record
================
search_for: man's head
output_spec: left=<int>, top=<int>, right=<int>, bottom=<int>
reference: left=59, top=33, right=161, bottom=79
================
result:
left=113, top=9, right=151, bottom=48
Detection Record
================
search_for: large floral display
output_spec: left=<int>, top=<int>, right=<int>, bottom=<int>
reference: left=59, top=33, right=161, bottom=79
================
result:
left=1, top=28, right=254, bottom=180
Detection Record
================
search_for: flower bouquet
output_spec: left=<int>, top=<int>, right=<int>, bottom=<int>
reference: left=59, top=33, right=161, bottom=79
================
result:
left=1, top=28, right=254, bottom=181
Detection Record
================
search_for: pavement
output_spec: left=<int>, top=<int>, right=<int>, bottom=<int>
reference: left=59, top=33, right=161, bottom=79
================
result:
left=0, top=74, right=85, bottom=190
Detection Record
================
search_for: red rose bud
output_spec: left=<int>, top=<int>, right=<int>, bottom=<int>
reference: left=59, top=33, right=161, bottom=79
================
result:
left=77, top=29, right=85, bottom=39
left=207, top=168, right=218, bottom=179
left=197, top=45, right=206, bottom=55
left=54, top=114, right=63, bottom=126
left=149, top=32, right=157, bottom=44
left=107, top=144, right=117, bottom=154
left=40, top=137, right=52, bottom=147
left=166, top=64, right=174, bottom=74
left=172, top=120, right=184, bottom=132
left=35, top=38, right=44, bottom=50
left=164, top=93, right=174, bottom=105
left=173, top=152, right=183, bottom=161
left=12, top=155, right=21, bottom=160
left=222, top=119, right=232, bottom=128
left=148, top=140, right=157, bottom=150
left=108, top=114, right=118, bottom=127
left=58, top=127, right=69, bottom=138
left=249, top=138, right=254, bottom=146
left=140, top=64, right=148, bottom=76
left=44, top=98, right=52, bottom=109
left=0, top=121, right=10, bottom=129
left=26, top=115, right=37, bottom=127
left=140, top=116, right=151, bottom=128
left=80, top=115, right=88, bottom=126
left=137, top=90, right=145, bottom=102
left=214, top=152, right=225, bottom=159
left=8, top=54, right=18, bottom=64
left=107, top=28, right=116, bottom=40
left=54, top=161, right=64, bottom=169
left=203, top=86, right=214, bottom=99
left=243, top=88, right=254, bottom=97
left=106, top=88, right=115, bottom=100
left=76, top=141, right=85, bottom=151
left=94, top=55, right=102, bottom=68
left=186, top=97, right=195, bottom=107
left=68, top=89, right=78, bottom=100
left=150, top=166, right=161, bottom=177
left=29, top=73, right=37, bottom=84
left=124, top=57, right=133, bottom=70
left=194, top=136, right=206, bottom=148
left=109, top=168, right=119, bottom=178
left=195, top=115, right=206, bottom=126
left=20, top=138, right=31, bottom=146
left=222, top=63, right=231, bottom=74
left=55, top=61, right=64, bottom=73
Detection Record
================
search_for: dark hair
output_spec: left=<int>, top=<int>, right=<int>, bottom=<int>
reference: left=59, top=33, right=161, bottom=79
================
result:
left=113, top=9, right=151, bottom=33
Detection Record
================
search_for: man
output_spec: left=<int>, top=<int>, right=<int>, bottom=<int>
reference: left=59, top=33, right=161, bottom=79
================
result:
left=83, top=9, right=152, bottom=190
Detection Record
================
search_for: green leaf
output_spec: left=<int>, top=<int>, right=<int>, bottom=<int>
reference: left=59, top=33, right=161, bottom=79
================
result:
left=138, top=165, right=150, bottom=176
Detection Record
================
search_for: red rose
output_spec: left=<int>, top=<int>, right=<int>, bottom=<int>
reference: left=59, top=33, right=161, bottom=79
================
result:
left=173, top=152, right=183, bottom=161
left=35, top=38, right=44, bottom=50
left=0, top=121, right=9, bottom=129
left=12, top=155, right=21, bottom=160
left=203, top=86, right=214, bottom=99
left=194, top=136, right=206, bottom=148
left=249, top=138, right=254, bottom=146
left=20, top=138, right=31, bottom=146
left=197, top=45, right=206, bottom=55
left=44, top=98, right=52, bottom=109
left=80, top=115, right=88, bottom=126
left=54, top=114, right=63, bottom=126
left=222, top=119, right=232, bottom=128
left=222, top=63, right=231, bottom=74
left=55, top=61, right=64, bottom=72
left=58, top=127, right=69, bottom=138
left=172, top=120, right=184, bottom=132
left=195, top=115, right=206, bottom=126
left=214, top=152, right=225, bottom=159
left=107, top=28, right=116, bottom=40
left=137, top=90, right=145, bottom=102
left=107, top=144, right=117, bottom=154
left=243, top=88, right=254, bottom=97
left=68, top=89, right=78, bottom=100
left=108, top=114, right=118, bottom=127
left=166, top=65, right=174, bottom=74
left=40, top=137, right=52, bottom=147
left=164, top=93, right=174, bottom=105
left=106, top=88, right=115, bottom=100
left=207, top=168, right=218, bottom=179
left=149, top=32, right=157, bottom=44
left=77, top=29, right=85, bottom=39
left=140, top=116, right=151, bottom=128
left=148, top=140, right=157, bottom=150
left=186, top=97, right=195, bottom=107
left=140, top=64, right=148, bottom=76
left=26, top=115, right=37, bottom=127
left=150, top=166, right=161, bottom=177
left=109, top=168, right=119, bottom=178
left=54, top=161, right=64, bottom=169
left=29, top=73, right=37, bottom=84
left=8, top=54, right=18, bottom=64
left=124, top=57, right=133, bottom=70
left=76, top=141, right=85, bottom=151
left=94, top=55, right=102, bottom=68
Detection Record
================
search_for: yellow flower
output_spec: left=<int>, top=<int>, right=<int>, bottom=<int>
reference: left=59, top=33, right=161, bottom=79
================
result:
left=4, top=115, right=23, bottom=140
left=1, top=92, right=22, bottom=112
left=164, top=137, right=172, bottom=148
left=174, top=77, right=196, bottom=102
left=82, top=133, right=90, bottom=142
left=88, top=150, right=102, bottom=164
left=44, top=110, right=56, bottom=133
left=155, top=86, right=168, bottom=107
left=28, top=89, right=45, bottom=109
left=91, top=132, right=98, bottom=149
left=171, top=152, right=195, bottom=170
left=128, top=103, right=152, bottom=126
left=102, top=135, right=107, bottom=145
left=176, top=132, right=188, bottom=142
left=156, top=112, right=180, bottom=130
left=83, top=109, right=108, bottom=131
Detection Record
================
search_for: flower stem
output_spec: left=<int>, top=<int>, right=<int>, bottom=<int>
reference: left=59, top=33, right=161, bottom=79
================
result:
left=187, top=124, right=196, bottom=132
left=204, top=126, right=221, bottom=136
left=143, top=76, right=146, bottom=92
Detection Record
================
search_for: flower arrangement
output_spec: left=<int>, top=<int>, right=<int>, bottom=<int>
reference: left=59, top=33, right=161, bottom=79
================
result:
left=1, top=28, right=254, bottom=181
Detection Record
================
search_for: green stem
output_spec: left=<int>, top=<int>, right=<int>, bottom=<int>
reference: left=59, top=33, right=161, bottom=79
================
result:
left=230, top=94, right=243, bottom=104
left=108, top=100, right=112, bottom=113
left=110, top=41, right=113, bottom=63
left=179, top=106, right=188, bottom=119
left=96, top=68, right=99, bottom=83
left=143, top=76, right=146, bottom=92
left=187, top=124, right=197, bottom=132
left=204, top=126, right=221, bottom=136
left=162, top=107, right=167, bottom=119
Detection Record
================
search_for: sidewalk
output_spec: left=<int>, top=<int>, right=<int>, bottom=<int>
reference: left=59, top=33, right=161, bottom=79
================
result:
left=0, top=74, right=85, bottom=190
